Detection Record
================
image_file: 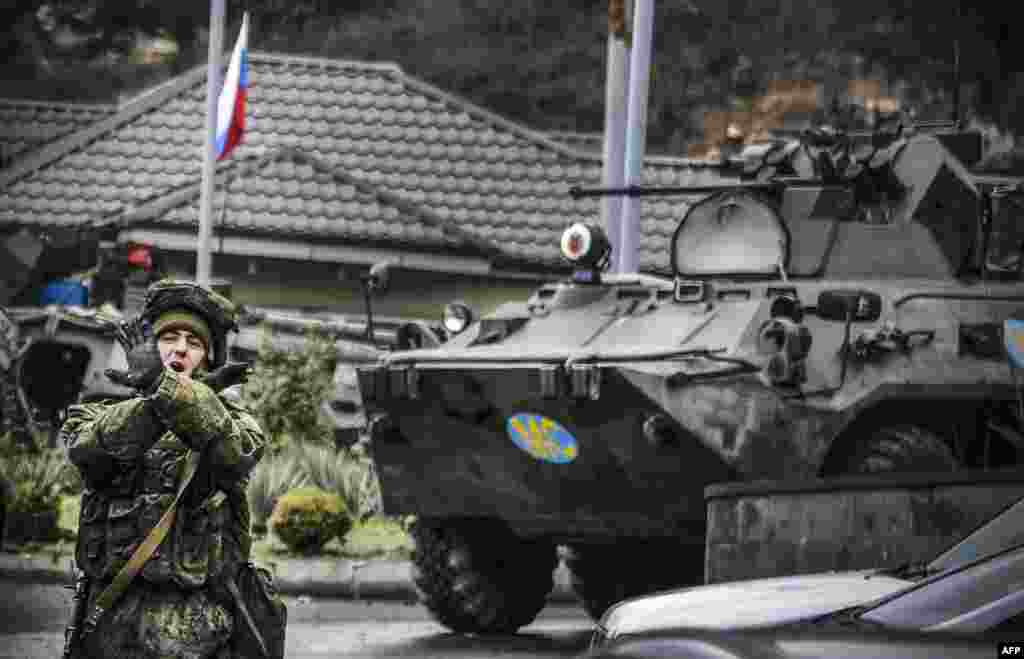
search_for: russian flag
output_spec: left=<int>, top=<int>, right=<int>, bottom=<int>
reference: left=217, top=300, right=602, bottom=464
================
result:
left=215, top=12, right=248, bottom=161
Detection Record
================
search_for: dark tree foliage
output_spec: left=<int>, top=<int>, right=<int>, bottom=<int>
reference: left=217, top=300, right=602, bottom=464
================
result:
left=1, top=1, right=1021, bottom=147
left=0, top=1, right=370, bottom=70
left=0, top=1, right=385, bottom=102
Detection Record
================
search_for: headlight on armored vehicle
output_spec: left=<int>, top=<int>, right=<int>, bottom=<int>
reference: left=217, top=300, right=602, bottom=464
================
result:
left=442, top=301, right=475, bottom=335
left=758, top=318, right=812, bottom=360
left=560, top=223, right=611, bottom=268
left=757, top=317, right=812, bottom=387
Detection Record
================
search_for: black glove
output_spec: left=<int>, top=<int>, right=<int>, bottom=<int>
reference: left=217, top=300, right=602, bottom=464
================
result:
left=198, top=361, right=252, bottom=392
left=105, top=319, right=164, bottom=393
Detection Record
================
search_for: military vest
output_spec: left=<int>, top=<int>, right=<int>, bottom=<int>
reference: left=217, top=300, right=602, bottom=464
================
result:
left=77, top=430, right=227, bottom=588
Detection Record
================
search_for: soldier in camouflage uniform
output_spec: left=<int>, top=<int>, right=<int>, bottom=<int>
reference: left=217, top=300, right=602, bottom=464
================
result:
left=61, top=280, right=266, bottom=659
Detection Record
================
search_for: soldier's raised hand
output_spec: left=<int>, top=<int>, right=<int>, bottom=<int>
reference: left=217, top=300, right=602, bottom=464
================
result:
left=105, top=318, right=164, bottom=392
left=199, top=360, right=252, bottom=392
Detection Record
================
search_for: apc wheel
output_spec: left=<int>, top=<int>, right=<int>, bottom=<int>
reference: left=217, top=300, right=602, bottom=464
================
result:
left=567, top=540, right=704, bottom=621
left=844, top=425, right=961, bottom=474
left=410, top=519, right=557, bottom=634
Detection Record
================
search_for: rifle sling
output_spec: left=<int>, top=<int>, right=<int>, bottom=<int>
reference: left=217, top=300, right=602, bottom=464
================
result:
left=225, top=572, right=271, bottom=658
left=83, top=449, right=201, bottom=633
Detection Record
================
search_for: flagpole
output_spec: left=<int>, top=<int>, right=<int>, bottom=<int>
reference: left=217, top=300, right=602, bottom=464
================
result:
left=197, top=0, right=226, bottom=287
left=217, top=175, right=231, bottom=256
left=618, top=0, right=654, bottom=275
left=602, top=0, right=631, bottom=274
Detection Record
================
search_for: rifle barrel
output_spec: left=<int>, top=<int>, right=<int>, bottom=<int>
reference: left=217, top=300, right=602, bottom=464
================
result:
left=568, top=182, right=778, bottom=199
left=568, top=178, right=832, bottom=199
left=63, top=568, right=91, bottom=659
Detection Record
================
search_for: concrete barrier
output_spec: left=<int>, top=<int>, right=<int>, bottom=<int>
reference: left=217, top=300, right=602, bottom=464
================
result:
left=704, top=467, right=1024, bottom=584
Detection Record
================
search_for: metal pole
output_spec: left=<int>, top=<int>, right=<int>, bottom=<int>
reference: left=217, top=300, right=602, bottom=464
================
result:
left=197, top=0, right=226, bottom=287
left=602, top=0, right=631, bottom=273
left=363, top=282, right=375, bottom=342
left=618, top=0, right=654, bottom=275
left=951, top=0, right=962, bottom=127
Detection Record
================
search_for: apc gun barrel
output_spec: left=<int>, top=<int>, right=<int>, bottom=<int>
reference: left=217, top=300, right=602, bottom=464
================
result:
left=568, top=178, right=826, bottom=199
left=568, top=183, right=775, bottom=199
left=569, top=179, right=831, bottom=199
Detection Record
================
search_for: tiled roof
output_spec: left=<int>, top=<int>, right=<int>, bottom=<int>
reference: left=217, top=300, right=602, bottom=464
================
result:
left=543, top=131, right=604, bottom=154
left=0, top=100, right=117, bottom=166
left=0, top=52, right=732, bottom=274
left=117, top=146, right=498, bottom=257
left=542, top=131, right=676, bottom=158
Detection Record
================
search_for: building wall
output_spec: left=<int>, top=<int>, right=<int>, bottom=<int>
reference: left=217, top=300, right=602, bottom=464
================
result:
left=158, top=250, right=549, bottom=319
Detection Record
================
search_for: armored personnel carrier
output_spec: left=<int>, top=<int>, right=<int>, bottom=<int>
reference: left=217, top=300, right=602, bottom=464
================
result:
left=0, top=233, right=158, bottom=443
left=0, top=299, right=407, bottom=447
left=0, top=238, right=431, bottom=446
left=349, top=124, right=1024, bottom=631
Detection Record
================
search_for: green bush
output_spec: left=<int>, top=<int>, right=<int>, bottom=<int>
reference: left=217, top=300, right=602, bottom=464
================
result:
left=55, top=457, right=83, bottom=496
left=236, top=324, right=385, bottom=530
left=269, top=486, right=353, bottom=555
left=247, top=440, right=383, bottom=541
left=343, top=516, right=415, bottom=559
left=247, top=449, right=311, bottom=534
left=240, top=328, right=337, bottom=454
left=0, top=436, right=66, bottom=515
left=293, top=442, right=382, bottom=522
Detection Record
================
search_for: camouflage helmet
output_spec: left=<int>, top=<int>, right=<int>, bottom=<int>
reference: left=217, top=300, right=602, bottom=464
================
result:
left=139, top=279, right=238, bottom=370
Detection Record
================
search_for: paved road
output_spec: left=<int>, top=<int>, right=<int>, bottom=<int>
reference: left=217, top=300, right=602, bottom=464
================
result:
left=0, top=579, right=595, bottom=659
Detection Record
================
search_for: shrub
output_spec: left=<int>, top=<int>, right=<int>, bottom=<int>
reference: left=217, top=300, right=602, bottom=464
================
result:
left=240, top=328, right=337, bottom=454
left=343, top=516, right=415, bottom=559
left=292, top=442, right=382, bottom=522
left=269, top=486, right=353, bottom=555
left=0, top=438, right=66, bottom=515
left=0, top=436, right=67, bottom=543
left=56, top=457, right=83, bottom=496
left=247, top=450, right=310, bottom=534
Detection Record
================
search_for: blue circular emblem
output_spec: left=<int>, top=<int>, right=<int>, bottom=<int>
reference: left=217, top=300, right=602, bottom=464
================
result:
left=506, top=413, right=578, bottom=464
left=1006, top=319, right=1024, bottom=369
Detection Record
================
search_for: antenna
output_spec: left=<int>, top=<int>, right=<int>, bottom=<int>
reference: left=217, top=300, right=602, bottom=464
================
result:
left=952, top=0, right=962, bottom=127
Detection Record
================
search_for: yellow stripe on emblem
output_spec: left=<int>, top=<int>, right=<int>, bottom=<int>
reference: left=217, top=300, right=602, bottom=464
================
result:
left=505, top=413, right=579, bottom=464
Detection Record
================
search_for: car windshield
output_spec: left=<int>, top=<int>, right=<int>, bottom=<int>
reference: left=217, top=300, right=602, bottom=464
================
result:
left=925, top=496, right=1024, bottom=575
left=859, top=544, right=1024, bottom=631
left=879, top=495, right=1024, bottom=580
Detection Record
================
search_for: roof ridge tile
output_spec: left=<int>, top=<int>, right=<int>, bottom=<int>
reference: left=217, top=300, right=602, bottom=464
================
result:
left=0, top=64, right=206, bottom=190
left=0, top=99, right=119, bottom=112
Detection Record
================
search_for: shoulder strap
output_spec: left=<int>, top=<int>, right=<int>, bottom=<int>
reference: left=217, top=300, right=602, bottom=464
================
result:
left=82, top=449, right=201, bottom=633
left=225, top=574, right=271, bottom=658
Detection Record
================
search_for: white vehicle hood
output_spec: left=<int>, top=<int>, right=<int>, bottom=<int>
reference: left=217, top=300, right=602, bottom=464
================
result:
left=602, top=570, right=912, bottom=636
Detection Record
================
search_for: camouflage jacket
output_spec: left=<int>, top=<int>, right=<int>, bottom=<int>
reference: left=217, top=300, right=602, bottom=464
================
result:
left=62, top=369, right=265, bottom=589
